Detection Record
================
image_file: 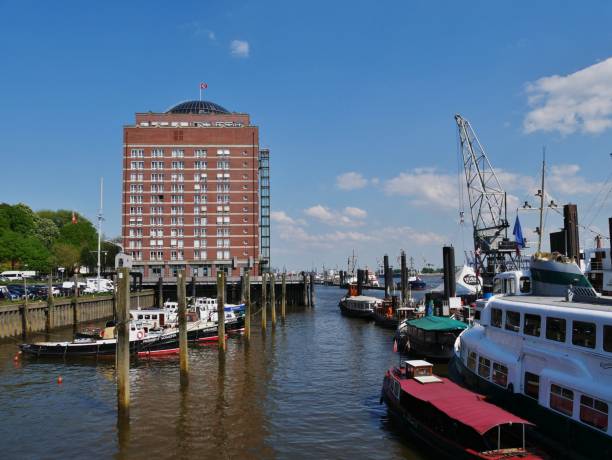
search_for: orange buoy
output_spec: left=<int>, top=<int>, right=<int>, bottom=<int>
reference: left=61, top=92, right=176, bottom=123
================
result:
left=57, top=376, right=63, bottom=384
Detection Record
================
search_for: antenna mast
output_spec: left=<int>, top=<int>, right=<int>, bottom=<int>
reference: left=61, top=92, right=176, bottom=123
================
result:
left=537, top=149, right=546, bottom=254
left=96, top=177, right=104, bottom=290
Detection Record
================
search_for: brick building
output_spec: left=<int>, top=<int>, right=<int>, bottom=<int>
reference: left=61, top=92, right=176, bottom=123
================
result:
left=122, top=100, right=267, bottom=278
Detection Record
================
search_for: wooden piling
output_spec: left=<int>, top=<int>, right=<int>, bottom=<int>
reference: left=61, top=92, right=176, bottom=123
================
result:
left=261, top=273, right=267, bottom=332
left=177, top=270, right=189, bottom=385
left=191, top=275, right=196, bottom=300
left=270, top=273, right=276, bottom=327
left=244, top=270, right=251, bottom=340
left=217, top=271, right=226, bottom=351
left=72, top=274, right=79, bottom=333
left=116, top=267, right=130, bottom=418
left=46, top=274, right=54, bottom=332
left=309, top=273, right=315, bottom=307
left=302, top=272, right=308, bottom=307
left=157, top=276, right=163, bottom=308
left=281, top=273, right=286, bottom=318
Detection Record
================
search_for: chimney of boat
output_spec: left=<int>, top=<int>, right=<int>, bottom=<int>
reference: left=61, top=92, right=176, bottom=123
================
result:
left=357, top=269, right=364, bottom=296
left=400, top=251, right=407, bottom=301
left=383, top=254, right=390, bottom=297
left=443, top=246, right=456, bottom=299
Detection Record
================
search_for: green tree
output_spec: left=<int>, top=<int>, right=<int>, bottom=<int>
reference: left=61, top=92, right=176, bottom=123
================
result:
left=33, top=216, right=60, bottom=248
left=52, top=243, right=80, bottom=273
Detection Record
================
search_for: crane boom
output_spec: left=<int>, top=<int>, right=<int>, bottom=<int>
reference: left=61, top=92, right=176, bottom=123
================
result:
left=455, top=114, right=517, bottom=286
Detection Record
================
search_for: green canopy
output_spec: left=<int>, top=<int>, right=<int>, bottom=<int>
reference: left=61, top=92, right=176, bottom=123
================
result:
left=407, top=316, right=467, bottom=332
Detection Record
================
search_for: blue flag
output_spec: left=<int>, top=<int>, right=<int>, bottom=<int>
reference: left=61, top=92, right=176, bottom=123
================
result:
left=513, top=215, right=525, bottom=248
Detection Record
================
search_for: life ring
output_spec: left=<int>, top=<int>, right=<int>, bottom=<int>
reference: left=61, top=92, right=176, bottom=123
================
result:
left=136, top=331, right=144, bottom=340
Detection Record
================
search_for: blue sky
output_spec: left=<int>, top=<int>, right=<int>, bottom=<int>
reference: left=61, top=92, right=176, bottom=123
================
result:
left=1, top=1, right=612, bottom=271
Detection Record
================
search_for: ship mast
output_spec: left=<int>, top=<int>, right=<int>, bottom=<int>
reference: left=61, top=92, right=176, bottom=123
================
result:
left=96, top=177, right=104, bottom=290
left=537, top=149, right=546, bottom=254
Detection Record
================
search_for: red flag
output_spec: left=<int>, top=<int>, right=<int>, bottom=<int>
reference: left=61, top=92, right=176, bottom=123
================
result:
left=393, top=339, right=398, bottom=353
left=200, top=82, right=208, bottom=89
left=71, top=212, right=77, bottom=224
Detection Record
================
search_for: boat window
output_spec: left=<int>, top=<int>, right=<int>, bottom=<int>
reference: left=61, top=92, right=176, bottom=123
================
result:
left=492, top=362, right=508, bottom=388
left=504, top=278, right=516, bottom=294
left=605, top=325, right=612, bottom=353
left=519, top=276, right=531, bottom=293
left=424, top=331, right=435, bottom=343
left=474, top=310, right=481, bottom=321
left=145, top=315, right=151, bottom=320
left=493, top=278, right=503, bottom=294
left=545, top=317, right=566, bottom=342
left=137, top=315, right=143, bottom=320
left=392, top=379, right=401, bottom=400
left=467, top=351, right=477, bottom=371
left=550, top=384, right=574, bottom=416
left=478, top=356, right=490, bottom=379
left=505, top=310, right=520, bottom=332
left=490, top=308, right=502, bottom=328
left=572, top=321, right=596, bottom=349
left=152, top=315, right=157, bottom=319
left=524, top=372, right=539, bottom=399
left=580, top=395, right=609, bottom=431
left=523, top=314, right=541, bottom=337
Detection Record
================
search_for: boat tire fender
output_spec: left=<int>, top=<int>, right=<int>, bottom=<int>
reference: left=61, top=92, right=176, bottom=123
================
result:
left=137, top=331, right=144, bottom=340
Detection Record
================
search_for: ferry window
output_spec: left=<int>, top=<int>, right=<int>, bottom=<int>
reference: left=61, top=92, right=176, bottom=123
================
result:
left=474, top=310, right=481, bottom=320
left=478, top=356, right=491, bottom=379
left=505, top=310, right=520, bottom=332
left=152, top=315, right=157, bottom=319
left=145, top=315, right=151, bottom=320
left=467, top=351, right=477, bottom=371
left=519, top=276, right=531, bottom=293
left=493, top=279, right=502, bottom=294
left=580, top=395, right=609, bottom=431
left=490, top=308, right=502, bottom=328
left=605, top=325, right=612, bottom=352
left=524, top=314, right=541, bottom=337
left=546, top=317, right=566, bottom=342
left=550, top=384, right=574, bottom=416
left=392, top=379, right=401, bottom=399
left=524, top=372, right=539, bottom=399
left=572, top=321, right=596, bottom=349
left=492, top=363, right=508, bottom=388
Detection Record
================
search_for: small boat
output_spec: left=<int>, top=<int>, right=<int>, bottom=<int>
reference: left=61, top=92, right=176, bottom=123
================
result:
left=396, top=315, right=467, bottom=360
left=408, top=276, right=427, bottom=290
left=339, top=295, right=382, bottom=318
left=381, top=360, right=545, bottom=459
left=372, top=297, right=420, bottom=329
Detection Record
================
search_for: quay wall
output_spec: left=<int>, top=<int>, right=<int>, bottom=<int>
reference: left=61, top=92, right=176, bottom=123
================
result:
left=0, top=290, right=155, bottom=340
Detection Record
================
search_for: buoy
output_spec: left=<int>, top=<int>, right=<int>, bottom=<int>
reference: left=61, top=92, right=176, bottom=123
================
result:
left=57, top=376, right=63, bottom=384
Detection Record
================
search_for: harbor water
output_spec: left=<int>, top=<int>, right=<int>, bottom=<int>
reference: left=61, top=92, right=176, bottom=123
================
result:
left=0, top=282, right=443, bottom=459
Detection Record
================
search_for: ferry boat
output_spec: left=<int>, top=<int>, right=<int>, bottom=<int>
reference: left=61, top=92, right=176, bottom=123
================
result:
left=372, top=297, right=420, bottom=329
left=396, top=315, right=467, bottom=360
left=338, top=284, right=382, bottom=318
left=381, top=359, right=545, bottom=459
left=453, top=254, right=612, bottom=459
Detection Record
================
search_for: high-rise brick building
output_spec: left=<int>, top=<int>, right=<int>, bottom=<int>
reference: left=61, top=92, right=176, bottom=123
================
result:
left=122, top=100, right=265, bottom=278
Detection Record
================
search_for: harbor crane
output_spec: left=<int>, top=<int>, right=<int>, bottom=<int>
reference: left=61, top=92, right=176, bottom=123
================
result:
left=455, top=114, right=520, bottom=288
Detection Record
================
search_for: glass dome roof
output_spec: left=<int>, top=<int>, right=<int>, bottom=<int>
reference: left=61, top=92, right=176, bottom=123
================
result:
left=166, top=100, right=230, bottom=115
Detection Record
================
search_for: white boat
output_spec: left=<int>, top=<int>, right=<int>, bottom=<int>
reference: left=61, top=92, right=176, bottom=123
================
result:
left=339, top=294, right=382, bottom=318
left=453, top=254, right=612, bottom=459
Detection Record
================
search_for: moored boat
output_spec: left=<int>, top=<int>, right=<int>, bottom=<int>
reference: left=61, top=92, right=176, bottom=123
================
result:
left=396, top=315, right=467, bottom=360
left=381, top=359, right=545, bottom=459
left=372, top=298, right=420, bottom=329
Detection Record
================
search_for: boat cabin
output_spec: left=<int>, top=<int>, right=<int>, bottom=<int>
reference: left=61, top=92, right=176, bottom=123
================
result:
left=493, top=270, right=532, bottom=296
left=404, top=360, right=442, bottom=384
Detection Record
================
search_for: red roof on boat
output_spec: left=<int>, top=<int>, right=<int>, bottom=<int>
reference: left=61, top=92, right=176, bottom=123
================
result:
left=393, top=371, right=533, bottom=435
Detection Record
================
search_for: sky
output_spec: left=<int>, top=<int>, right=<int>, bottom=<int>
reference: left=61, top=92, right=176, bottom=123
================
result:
left=1, top=0, right=612, bottom=272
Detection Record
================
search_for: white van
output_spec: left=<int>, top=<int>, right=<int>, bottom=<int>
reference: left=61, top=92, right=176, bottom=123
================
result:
left=1, top=271, right=23, bottom=281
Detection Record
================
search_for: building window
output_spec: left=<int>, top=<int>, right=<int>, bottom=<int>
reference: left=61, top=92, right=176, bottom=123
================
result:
left=217, top=148, right=230, bottom=156
left=195, top=149, right=207, bottom=158
left=490, top=308, right=502, bottom=328
left=546, top=317, right=567, bottom=342
left=580, top=395, right=609, bottom=431
left=171, top=161, right=184, bottom=170
left=572, top=321, right=596, bottom=349
left=216, top=160, right=230, bottom=170
left=152, top=148, right=164, bottom=157
left=467, top=350, right=477, bottom=371
left=130, top=148, right=144, bottom=158
left=505, top=310, right=520, bottom=332
left=173, top=129, right=183, bottom=141
left=550, top=384, right=574, bottom=416
left=523, top=314, right=541, bottom=337
left=524, top=372, right=539, bottom=399
left=151, top=161, right=164, bottom=170
left=492, top=362, right=508, bottom=388
left=478, top=356, right=490, bottom=379
left=130, top=161, right=144, bottom=170
left=604, top=325, right=612, bottom=353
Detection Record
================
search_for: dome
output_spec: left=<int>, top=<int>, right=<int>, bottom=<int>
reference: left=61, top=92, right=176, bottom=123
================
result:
left=166, top=100, right=230, bottom=115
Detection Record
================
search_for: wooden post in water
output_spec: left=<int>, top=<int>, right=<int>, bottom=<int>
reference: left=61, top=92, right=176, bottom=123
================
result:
left=281, top=273, right=287, bottom=318
left=116, top=267, right=130, bottom=418
left=261, top=273, right=267, bottom=332
left=310, top=273, right=315, bottom=307
left=217, top=271, right=226, bottom=351
left=72, top=274, right=80, bottom=333
left=177, top=270, right=189, bottom=385
left=270, top=273, right=276, bottom=327
left=46, top=273, right=54, bottom=332
left=191, top=275, right=196, bottom=300
left=244, top=270, right=251, bottom=340
left=157, top=276, right=163, bottom=308
left=302, top=272, right=309, bottom=306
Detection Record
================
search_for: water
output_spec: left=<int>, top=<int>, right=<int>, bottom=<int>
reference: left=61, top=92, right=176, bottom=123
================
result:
left=0, top=284, right=443, bottom=459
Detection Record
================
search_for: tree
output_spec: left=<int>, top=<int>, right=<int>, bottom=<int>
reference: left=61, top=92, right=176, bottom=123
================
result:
left=33, top=216, right=60, bottom=248
left=52, top=243, right=80, bottom=273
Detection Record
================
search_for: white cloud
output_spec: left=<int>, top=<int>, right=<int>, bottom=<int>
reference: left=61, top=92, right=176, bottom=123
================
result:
left=524, top=57, right=612, bottom=134
left=271, top=211, right=296, bottom=225
left=383, top=168, right=458, bottom=208
left=230, top=40, right=250, bottom=58
left=304, top=204, right=367, bottom=226
left=336, top=172, right=369, bottom=190
left=343, top=206, right=367, bottom=219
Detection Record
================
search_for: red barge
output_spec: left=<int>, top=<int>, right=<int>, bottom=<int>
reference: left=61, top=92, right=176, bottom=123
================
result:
left=381, top=360, right=546, bottom=459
